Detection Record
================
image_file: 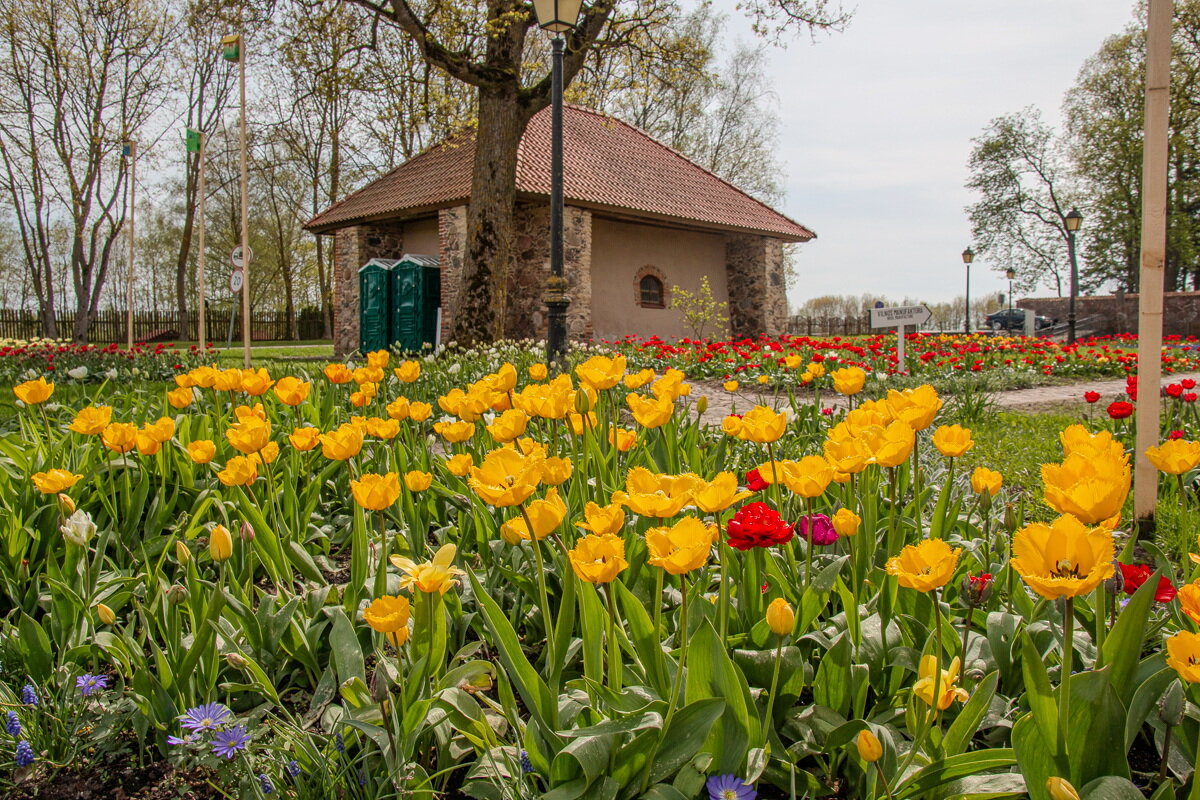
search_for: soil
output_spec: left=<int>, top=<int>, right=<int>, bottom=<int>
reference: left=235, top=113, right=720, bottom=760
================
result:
left=9, top=762, right=221, bottom=800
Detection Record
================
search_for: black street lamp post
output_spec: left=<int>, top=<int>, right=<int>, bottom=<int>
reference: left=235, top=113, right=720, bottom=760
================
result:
left=1065, top=209, right=1083, bottom=344
left=962, top=247, right=974, bottom=335
left=533, top=0, right=583, bottom=370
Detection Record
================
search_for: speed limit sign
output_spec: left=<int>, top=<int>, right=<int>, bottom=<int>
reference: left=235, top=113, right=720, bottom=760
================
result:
left=231, top=245, right=252, bottom=270
left=229, top=269, right=244, bottom=293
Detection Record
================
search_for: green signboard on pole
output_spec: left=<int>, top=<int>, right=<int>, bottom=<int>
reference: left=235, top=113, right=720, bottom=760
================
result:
left=185, top=128, right=201, bottom=153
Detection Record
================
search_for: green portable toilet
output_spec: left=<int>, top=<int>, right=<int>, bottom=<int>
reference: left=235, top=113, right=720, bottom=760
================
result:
left=389, top=254, right=441, bottom=352
left=359, top=258, right=400, bottom=354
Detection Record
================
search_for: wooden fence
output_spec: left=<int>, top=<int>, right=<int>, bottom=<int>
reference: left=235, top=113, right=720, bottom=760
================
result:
left=0, top=309, right=326, bottom=344
left=786, top=315, right=874, bottom=337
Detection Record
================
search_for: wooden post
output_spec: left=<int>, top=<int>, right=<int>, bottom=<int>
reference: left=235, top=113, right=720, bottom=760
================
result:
left=197, top=131, right=207, bottom=350
left=238, top=35, right=251, bottom=369
left=125, top=140, right=136, bottom=348
left=1134, top=0, right=1173, bottom=535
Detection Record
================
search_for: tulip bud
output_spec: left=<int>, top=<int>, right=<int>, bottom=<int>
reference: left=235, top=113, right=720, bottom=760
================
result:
left=696, top=395, right=709, bottom=415
left=165, top=584, right=189, bottom=605
left=1159, top=681, right=1185, bottom=727
left=370, top=664, right=392, bottom=704
left=765, top=598, right=795, bottom=636
left=95, top=603, right=116, bottom=625
left=209, top=524, right=233, bottom=562
left=174, top=540, right=191, bottom=564
left=1046, top=777, right=1080, bottom=800
left=239, top=521, right=255, bottom=542
left=60, top=509, right=96, bottom=547
left=574, top=388, right=593, bottom=415
left=856, top=729, right=883, bottom=763
left=1002, top=502, right=1017, bottom=534
left=225, top=652, right=250, bottom=670
left=57, top=493, right=76, bottom=515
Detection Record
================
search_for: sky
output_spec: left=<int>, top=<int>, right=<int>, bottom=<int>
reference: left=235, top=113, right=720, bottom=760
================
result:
left=707, top=0, right=1140, bottom=307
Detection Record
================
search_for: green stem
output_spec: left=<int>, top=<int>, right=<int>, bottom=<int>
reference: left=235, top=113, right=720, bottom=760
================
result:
left=874, top=762, right=895, bottom=800
left=718, top=515, right=729, bottom=645
left=1060, top=596, right=1074, bottom=761
left=604, top=583, right=621, bottom=691
left=761, top=637, right=784, bottom=746
left=804, top=497, right=814, bottom=589
left=640, top=575, right=689, bottom=793
left=520, top=505, right=555, bottom=669
left=653, top=568, right=664, bottom=638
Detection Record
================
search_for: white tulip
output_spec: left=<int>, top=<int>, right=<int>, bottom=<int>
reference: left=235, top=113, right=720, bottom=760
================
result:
left=60, top=509, right=96, bottom=547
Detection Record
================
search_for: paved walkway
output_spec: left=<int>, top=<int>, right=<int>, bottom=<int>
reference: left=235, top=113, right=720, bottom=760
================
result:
left=693, top=372, right=1200, bottom=425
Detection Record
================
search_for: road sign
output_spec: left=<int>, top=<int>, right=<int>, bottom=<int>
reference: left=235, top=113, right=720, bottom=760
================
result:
left=870, top=305, right=931, bottom=329
left=231, top=245, right=252, bottom=270
left=229, top=269, right=244, bottom=294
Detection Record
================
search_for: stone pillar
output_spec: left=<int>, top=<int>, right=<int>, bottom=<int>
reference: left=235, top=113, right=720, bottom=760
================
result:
left=564, top=206, right=593, bottom=341
left=332, top=223, right=404, bottom=357
left=510, top=203, right=593, bottom=342
left=437, top=206, right=467, bottom=345
left=725, top=233, right=787, bottom=337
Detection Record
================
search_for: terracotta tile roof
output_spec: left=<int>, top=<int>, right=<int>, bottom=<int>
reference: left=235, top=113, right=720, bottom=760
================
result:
left=305, top=106, right=815, bottom=242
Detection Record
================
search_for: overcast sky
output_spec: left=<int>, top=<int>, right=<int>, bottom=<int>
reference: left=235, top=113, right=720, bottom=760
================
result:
left=708, top=0, right=1141, bottom=307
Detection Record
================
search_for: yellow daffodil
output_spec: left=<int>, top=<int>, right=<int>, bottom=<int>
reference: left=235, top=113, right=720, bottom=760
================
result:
left=1041, top=453, right=1130, bottom=524
left=832, top=508, right=861, bottom=537
left=1146, top=439, right=1200, bottom=475
left=363, top=594, right=411, bottom=646
left=646, top=516, right=715, bottom=574
left=217, top=455, right=259, bottom=486
left=932, top=424, right=974, bottom=458
left=351, top=472, right=402, bottom=510
left=612, top=467, right=698, bottom=518
left=69, top=406, right=112, bottom=435
left=885, top=539, right=961, bottom=592
left=468, top=447, right=544, bottom=507
left=831, top=366, right=866, bottom=396
left=575, top=353, right=627, bottom=390
left=31, top=469, right=82, bottom=494
left=13, top=377, right=53, bottom=405
left=1011, top=514, right=1114, bottom=599
left=390, top=543, right=465, bottom=594
left=766, top=598, right=795, bottom=636
left=576, top=501, right=625, bottom=535
left=188, top=440, right=217, bottom=463
left=970, top=467, right=1003, bottom=497
left=568, top=534, right=628, bottom=584
left=1166, top=630, right=1200, bottom=683
left=273, top=376, right=311, bottom=406
left=101, top=422, right=138, bottom=453
left=913, top=655, right=969, bottom=709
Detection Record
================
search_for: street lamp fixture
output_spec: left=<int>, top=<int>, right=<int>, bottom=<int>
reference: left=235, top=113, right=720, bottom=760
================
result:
left=534, top=0, right=583, bottom=370
left=961, top=247, right=974, bottom=335
left=1005, top=267, right=1016, bottom=328
left=1065, top=208, right=1083, bottom=344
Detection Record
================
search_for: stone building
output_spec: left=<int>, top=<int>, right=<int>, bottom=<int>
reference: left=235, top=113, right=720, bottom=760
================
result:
left=304, top=106, right=815, bottom=356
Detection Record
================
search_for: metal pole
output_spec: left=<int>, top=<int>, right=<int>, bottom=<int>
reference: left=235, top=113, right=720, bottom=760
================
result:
left=1067, top=228, right=1079, bottom=344
left=1007, top=277, right=1013, bottom=319
left=1134, top=0, right=1173, bottom=536
left=964, top=264, right=970, bottom=335
left=238, top=34, right=251, bottom=369
left=544, top=35, right=570, bottom=370
left=126, top=141, right=136, bottom=348
left=197, top=131, right=207, bottom=350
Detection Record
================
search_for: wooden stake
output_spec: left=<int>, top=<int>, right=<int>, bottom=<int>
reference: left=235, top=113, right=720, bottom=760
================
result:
left=197, top=131, right=207, bottom=351
left=1134, top=0, right=1173, bottom=534
left=238, top=34, right=251, bottom=369
left=126, top=140, right=136, bottom=349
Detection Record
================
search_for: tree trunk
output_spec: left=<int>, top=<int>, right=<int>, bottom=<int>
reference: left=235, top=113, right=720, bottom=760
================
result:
left=452, top=85, right=531, bottom=345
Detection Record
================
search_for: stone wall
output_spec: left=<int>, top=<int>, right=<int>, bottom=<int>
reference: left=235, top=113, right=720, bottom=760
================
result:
left=437, top=206, right=467, bottom=344
left=725, top=234, right=788, bottom=337
left=1018, top=291, right=1200, bottom=338
left=508, top=203, right=593, bottom=341
left=332, top=223, right=405, bottom=357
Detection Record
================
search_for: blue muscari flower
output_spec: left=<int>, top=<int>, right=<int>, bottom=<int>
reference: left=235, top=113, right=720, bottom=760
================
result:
left=519, top=750, right=533, bottom=773
left=20, top=685, right=37, bottom=706
left=14, top=740, right=34, bottom=768
left=334, top=732, right=345, bottom=753
left=5, top=712, right=19, bottom=737
left=357, top=767, right=367, bottom=786
left=258, top=773, right=275, bottom=795
left=178, top=702, right=231, bottom=732
left=286, top=759, right=300, bottom=777
left=210, top=725, right=251, bottom=759
left=706, top=774, right=757, bottom=800
left=75, top=673, right=108, bottom=697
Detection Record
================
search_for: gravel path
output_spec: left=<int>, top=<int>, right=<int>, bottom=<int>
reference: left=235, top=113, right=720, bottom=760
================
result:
left=692, top=372, right=1200, bottom=426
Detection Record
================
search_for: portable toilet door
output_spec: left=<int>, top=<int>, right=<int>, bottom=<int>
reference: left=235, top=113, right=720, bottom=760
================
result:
left=358, top=259, right=399, bottom=354
left=390, top=254, right=440, bottom=352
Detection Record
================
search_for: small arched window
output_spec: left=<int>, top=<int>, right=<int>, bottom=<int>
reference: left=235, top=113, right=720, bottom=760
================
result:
left=639, top=274, right=665, bottom=309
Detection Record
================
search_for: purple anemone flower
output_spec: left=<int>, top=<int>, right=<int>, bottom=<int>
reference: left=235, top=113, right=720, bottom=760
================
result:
left=76, top=673, right=108, bottom=696
left=211, top=725, right=251, bottom=759
left=706, top=774, right=756, bottom=800
left=179, top=702, right=231, bottom=732
left=166, top=733, right=198, bottom=746
left=798, top=514, right=838, bottom=546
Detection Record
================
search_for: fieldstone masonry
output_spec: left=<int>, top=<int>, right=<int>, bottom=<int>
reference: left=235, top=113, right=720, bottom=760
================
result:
left=333, top=223, right=405, bottom=356
left=725, top=233, right=788, bottom=337
left=437, top=206, right=467, bottom=344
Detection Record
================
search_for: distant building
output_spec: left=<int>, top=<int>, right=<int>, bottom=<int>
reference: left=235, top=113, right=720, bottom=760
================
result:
left=305, top=106, right=814, bottom=355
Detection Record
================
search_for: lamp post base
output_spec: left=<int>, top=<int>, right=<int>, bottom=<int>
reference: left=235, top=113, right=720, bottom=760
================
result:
left=545, top=275, right=571, bottom=371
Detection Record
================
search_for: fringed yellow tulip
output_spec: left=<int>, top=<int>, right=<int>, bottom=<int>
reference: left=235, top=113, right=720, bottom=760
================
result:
left=624, top=368, right=654, bottom=389
left=364, top=594, right=411, bottom=646
left=1060, top=424, right=1127, bottom=463
left=1011, top=514, right=1114, bottom=599
left=568, top=534, right=628, bottom=584
left=404, top=470, right=433, bottom=492
left=931, top=424, right=974, bottom=458
left=434, top=420, right=475, bottom=443
left=692, top=472, right=753, bottom=512
left=444, top=453, right=473, bottom=477
left=646, top=517, right=715, bottom=574
left=1178, top=582, right=1200, bottom=625
left=577, top=501, right=625, bottom=535
left=69, top=406, right=112, bottom=435
left=1041, top=453, right=1130, bottom=524
left=1146, top=439, right=1200, bottom=475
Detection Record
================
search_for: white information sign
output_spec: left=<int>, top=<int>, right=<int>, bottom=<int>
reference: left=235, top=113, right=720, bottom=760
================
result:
left=231, top=245, right=253, bottom=270
left=869, top=305, right=931, bottom=374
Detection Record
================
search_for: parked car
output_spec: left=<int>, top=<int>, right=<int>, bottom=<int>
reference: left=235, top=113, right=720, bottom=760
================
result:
left=985, top=308, right=1055, bottom=331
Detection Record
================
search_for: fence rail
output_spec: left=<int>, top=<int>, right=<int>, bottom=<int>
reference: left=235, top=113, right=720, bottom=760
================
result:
left=0, top=309, right=326, bottom=344
left=786, top=316, right=874, bottom=337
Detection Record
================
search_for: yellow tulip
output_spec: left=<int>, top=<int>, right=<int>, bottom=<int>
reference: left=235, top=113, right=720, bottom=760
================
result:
left=626, top=392, right=675, bottom=429
left=1046, top=777, right=1082, bottom=800
left=217, top=456, right=259, bottom=486
left=528, top=362, right=549, bottom=381
left=1146, top=439, right=1200, bottom=475
left=501, top=488, right=568, bottom=542
left=932, top=424, right=974, bottom=458
left=320, top=424, right=364, bottom=461
left=96, top=603, right=116, bottom=625
left=867, top=421, right=916, bottom=468
left=823, top=429, right=871, bottom=474
left=167, top=387, right=194, bottom=409
left=646, top=517, right=715, bottom=574
left=576, top=501, right=626, bottom=535
left=780, top=455, right=835, bottom=498
left=765, top=597, right=795, bottom=636
left=444, top=453, right=473, bottom=477
left=608, top=427, right=637, bottom=452
left=101, top=422, right=138, bottom=453
left=390, top=543, right=466, bottom=594
left=366, top=350, right=389, bottom=370
left=568, top=533, right=628, bottom=584
left=541, top=456, right=573, bottom=485
left=723, top=380, right=739, bottom=392
left=405, top=471, right=433, bottom=492
left=913, top=655, right=969, bottom=709
left=240, top=368, right=275, bottom=396
left=69, top=406, right=112, bottom=435
left=1011, top=514, right=1114, bottom=599
left=884, top=385, right=942, bottom=431
left=387, top=396, right=411, bottom=421
left=1178, top=581, right=1200, bottom=625
left=209, top=524, right=234, bottom=561
left=513, top=374, right=573, bottom=419
left=885, top=539, right=961, bottom=592
left=575, top=353, right=627, bottom=391
left=409, top=402, right=433, bottom=422
left=324, top=363, right=354, bottom=384
left=832, top=508, right=861, bottom=537
left=431, top=420, right=474, bottom=445
left=363, top=594, right=411, bottom=646
left=624, top=368, right=654, bottom=389
left=31, top=469, right=83, bottom=494
left=970, top=467, right=1003, bottom=497
left=730, top=405, right=787, bottom=444
left=145, top=416, right=175, bottom=443
left=13, top=377, right=53, bottom=405
left=1167, top=631, right=1200, bottom=683
left=212, top=368, right=243, bottom=392
left=651, top=369, right=690, bottom=401
left=831, top=366, right=866, bottom=396
left=248, top=441, right=279, bottom=465
left=856, top=729, right=883, bottom=763
left=352, top=366, right=384, bottom=386
left=364, top=417, right=399, bottom=440
left=351, top=472, right=402, bottom=510
left=273, top=376, right=311, bottom=406
left=135, top=429, right=162, bottom=456
left=692, top=471, right=754, bottom=512
left=394, top=360, right=421, bottom=383
left=485, top=409, right=528, bottom=443
left=612, top=468, right=698, bottom=518
left=285, top=427, right=319, bottom=452
left=184, top=440, right=215, bottom=463
left=468, top=447, right=544, bottom=507
left=1041, top=453, right=1130, bottom=524
left=226, top=416, right=271, bottom=455
left=1060, top=424, right=1127, bottom=463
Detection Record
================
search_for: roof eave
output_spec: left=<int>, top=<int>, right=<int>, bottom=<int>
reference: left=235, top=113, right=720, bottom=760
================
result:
left=303, top=200, right=468, bottom=235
